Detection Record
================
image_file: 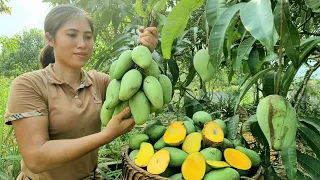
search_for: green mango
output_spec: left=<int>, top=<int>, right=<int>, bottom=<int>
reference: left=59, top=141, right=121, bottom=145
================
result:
left=129, top=91, right=150, bottom=125
left=200, top=147, right=222, bottom=173
left=192, top=111, right=212, bottom=128
left=158, top=74, right=173, bottom=104
left=154, top=136, right=167, bottom=150
left=104, top=79, right=121, bottom=109
left=119, top=69, right=142, bottom=101
left=235, top=146, right=261, bottom=167
left=203, top=168, right=240, bottom=180
left=129, top=149, right=139, bottom=162
left=113, top=50, right=134, bottom=79
left=193, top=49, right=215, bottom=82
left=132, top=45, right=152, bottom=68
left=162, top=147, right=188, bottom=167
left=109, top=60, right=118, bottom=80
left=183, top=121, right=195, bottom=134
left=100, top=101, right=115, bottom=126
left=129, top=134, right=149, bottom=150
left=214, top=119, right=227, bottom=137
left=144, top=60, right=161, bottom=78
left=143, top=76, right=163, bottom=109
left=112, top=100, right=131, bottom=119
left=257, top=95, right=297, bottom=151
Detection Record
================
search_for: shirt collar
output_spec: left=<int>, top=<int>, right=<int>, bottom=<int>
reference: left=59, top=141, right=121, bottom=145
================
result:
left=45, top=63, right=92, bottom=87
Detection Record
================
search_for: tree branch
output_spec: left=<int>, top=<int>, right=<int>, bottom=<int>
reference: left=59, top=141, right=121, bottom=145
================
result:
left=276, top=0, right=285, bottom=95
left=298, top=10, right=313, bottom=29
left=294, top=60, right=320, bottom=109
left=299, top=31, right=320, bottom=36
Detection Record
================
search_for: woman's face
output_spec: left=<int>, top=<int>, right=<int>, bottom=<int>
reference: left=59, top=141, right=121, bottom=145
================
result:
left=50, top=15, right=94, bottom=69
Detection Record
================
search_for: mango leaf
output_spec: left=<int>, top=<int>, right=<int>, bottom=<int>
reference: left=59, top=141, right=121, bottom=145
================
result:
left=184, top=61, right=197, bottom=87
left=168, top=59, right=179, bottom=87
left=147, top=0, right=158, bottom=12
left=281, top=37, right=320, bottom=96
left=134, top=0, right=147, bottom=17
left=305, top=0, right=320, bottom=12
left=280, top=141, right=297, bottom=180
left=264, top=166, right=281, bottom=180
left=297, top=151, right=320, bottom=179
left=1, top=155, right=22, bottom=161
left=299, top=117, right=320, bottom=134
left=240, top=114, right=257, bottom=135
left=152, top=0, right=168, bottom=12
left=250, top=121, right=271, bottom=166
left=274, top=0, right=300, bottom=68
left=208, top=3, right=243, bottom=66
left=234, top=67, right=273, bottom=114
left=236, top=36, right=256, bottom=70
left=161, top=0, right=205, bottom=59
left=298, top=126, right=320, bottom=158
left=0, top=172, right=13, bottom=180
left=205, top=0, right=227, bottom=27
left=240, top=0, right=276, bottom=52
left=226, top=114, right=239, bottom=140
left=297, top=170, right=313, bottom=180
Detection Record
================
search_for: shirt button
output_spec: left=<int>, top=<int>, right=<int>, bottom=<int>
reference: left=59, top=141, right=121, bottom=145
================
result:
left=75, top=95, right=78, bottom=99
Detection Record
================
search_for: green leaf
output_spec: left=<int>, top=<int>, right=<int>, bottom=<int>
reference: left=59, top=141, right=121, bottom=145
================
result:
left=205, top=0, right=227, bottom=27
left=208, top=3, right=243, bottom=66
left=305, top=0, right=320, bottom=12
left=161, top=0, right=205, bottom=59
left=240, top=0, right=276, bottom=52
left=153, top=0, right=168, bottom=12
left=264, top=166, right=281, bottom=180
left=280, top=141, right=297, bottom=180
left=234, top=67, right=273, bottom=114
left=262, top=70, right=276, bottom=97
left=274, top=1, right=300, bottom=68
left=299, top=117, right=320, bottom=134
left=236, top=36, right=256, bottom=70
left=298, top=126, right=320, bottom=158
left=297, top=170, right=312, bottom=180
left=241, top=114, right=257, bottom=135
left=1, top=155, right=22, bottom=161
left=134, top=0, right=147, bottom=17
left=297, top=151, right=320, bottom=179
left=0, top=172, right=14, bottom=180
left=184, top=60, right=197, bottom=87
left=226, top=114, right=240, bottom=140
left=281, top=37, right=320, bottom=96
left=168, top=59, right=179, bottom=87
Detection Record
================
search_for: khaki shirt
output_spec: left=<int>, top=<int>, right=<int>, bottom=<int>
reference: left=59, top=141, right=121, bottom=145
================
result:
left=5, top=63, right=110, bottom=180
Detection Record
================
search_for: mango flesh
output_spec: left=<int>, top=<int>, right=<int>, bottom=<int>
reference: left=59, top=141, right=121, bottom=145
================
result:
left=119, top=69, right=142, bottom=101
left=182, top=132, right=202, bottom=153
left=109, top=60, right=118, bottom=80
left=158, top=74, right=173, bottom=104
left=181, top=152, right=206, bottom=180
left=113, top=50, right=134, bottom=79
left=100, top=101, right=115, bottom=126
left=224, top=148, right=252, bottom=170
left=129, top=134, right=149, bottom=150
left=256, top=95, right=297, bottom=151
left=193, top=49, right=215, bottom=82
left=206, top=160, right=231, bottom=169
left=200, top=147, right=222, bottom=172
left=235, top=146, right=261, bottom=167
left=147, top=149, right=170, bottom=175
left=144, top=60, right=161, bottom=78
left=143, top=76, right=164, bottom=109
left=203, top=167, right=240, bottom=180
left=135, top=142, right=154, bottom=167
left=164, top=121, right=187, bottom=146
left=202, top=121, right=224, bottom=147
left=132, top=45, right=152, bottom=68
left=129, top=91, right=150, bottom=125
left=104, top=79, right=121, bottom=109
left=162, top=147, right=188, bottom=167
left=192, top=111, right=212, bottom=128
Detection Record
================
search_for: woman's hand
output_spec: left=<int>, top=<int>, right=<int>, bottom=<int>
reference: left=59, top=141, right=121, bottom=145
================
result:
left=103, top=107, right=135, bottom=140
left=138, top=27, right=159, bottom=53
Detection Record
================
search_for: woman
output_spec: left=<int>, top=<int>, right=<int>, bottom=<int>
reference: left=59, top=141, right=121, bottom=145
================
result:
left=4, top=4, right=158, bottom=180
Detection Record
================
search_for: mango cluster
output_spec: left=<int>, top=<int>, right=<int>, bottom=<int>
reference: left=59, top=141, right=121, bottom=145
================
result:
left=100, top=45, right=172, bottom=126
left=128, top=111, right=262, bottom=180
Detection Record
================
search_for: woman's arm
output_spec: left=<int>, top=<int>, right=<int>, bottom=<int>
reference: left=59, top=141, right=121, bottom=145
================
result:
left=12, top=107, right=134, bottom=174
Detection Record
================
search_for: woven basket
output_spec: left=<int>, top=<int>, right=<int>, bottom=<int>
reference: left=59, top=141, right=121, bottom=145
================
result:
left=122, top=149, right=264, bottom=180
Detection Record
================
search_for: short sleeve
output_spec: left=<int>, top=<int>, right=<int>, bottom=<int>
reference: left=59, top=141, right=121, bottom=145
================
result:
left=88, top=70, right=110, bottom=102
left=4, top=75, right=48, bottom=125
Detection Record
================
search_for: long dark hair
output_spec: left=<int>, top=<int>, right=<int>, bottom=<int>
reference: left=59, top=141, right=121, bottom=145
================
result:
left=39, top=4, right=94, bottom=68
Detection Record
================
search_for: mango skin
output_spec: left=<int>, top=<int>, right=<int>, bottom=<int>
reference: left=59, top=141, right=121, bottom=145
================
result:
left=183, top=121, right=195, bottom=135
left=203, top=167, right=240, bottom=180
left=235, top=146, right=261, bottom=167
left=169, top=173, right=183, bottom=179
left=112, top=100, right=131, bottom=119
left=109, top=60, right=118, bottom=80
left=214, top=119, right=227, bottom=137
left=145, top=125, right=166, bottom=143
left=132, top=45, right=152, bottom=68
left=129, top=134, right=150, bottom=150
left=104, top=79, right=121, bottom=109
left=154, top=136, right=167, bottom=150
left=119, top=69, right=142, bottom=101
left=144, top=60, right=161, bottom=78
left=193, top=49, right=215, bottom=82
left=143, top=76, right=164, bottom=109
left=200, top=147, right=222, bottom=173
left=113, top=50, right=134, bottom=79
left=158, top=74, right=173, bottom=104
left=100, top=101, right=115, bottom=126
left=162, top=147, right=188, bottom=167
left=129, top=149, right=139, bottom=162
left=257, top=95, right=297, bottom=151
left=129, top=91, right=150, bottom=125
left=192, top=111, right=212, bottom=128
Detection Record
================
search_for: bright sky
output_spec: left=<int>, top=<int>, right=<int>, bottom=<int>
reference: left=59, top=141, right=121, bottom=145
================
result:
left=0, top=0, right=52, bottom=37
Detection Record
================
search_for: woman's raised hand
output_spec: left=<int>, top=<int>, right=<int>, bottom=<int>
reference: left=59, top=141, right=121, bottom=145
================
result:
left=138, top=27, right=159, bottom=53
